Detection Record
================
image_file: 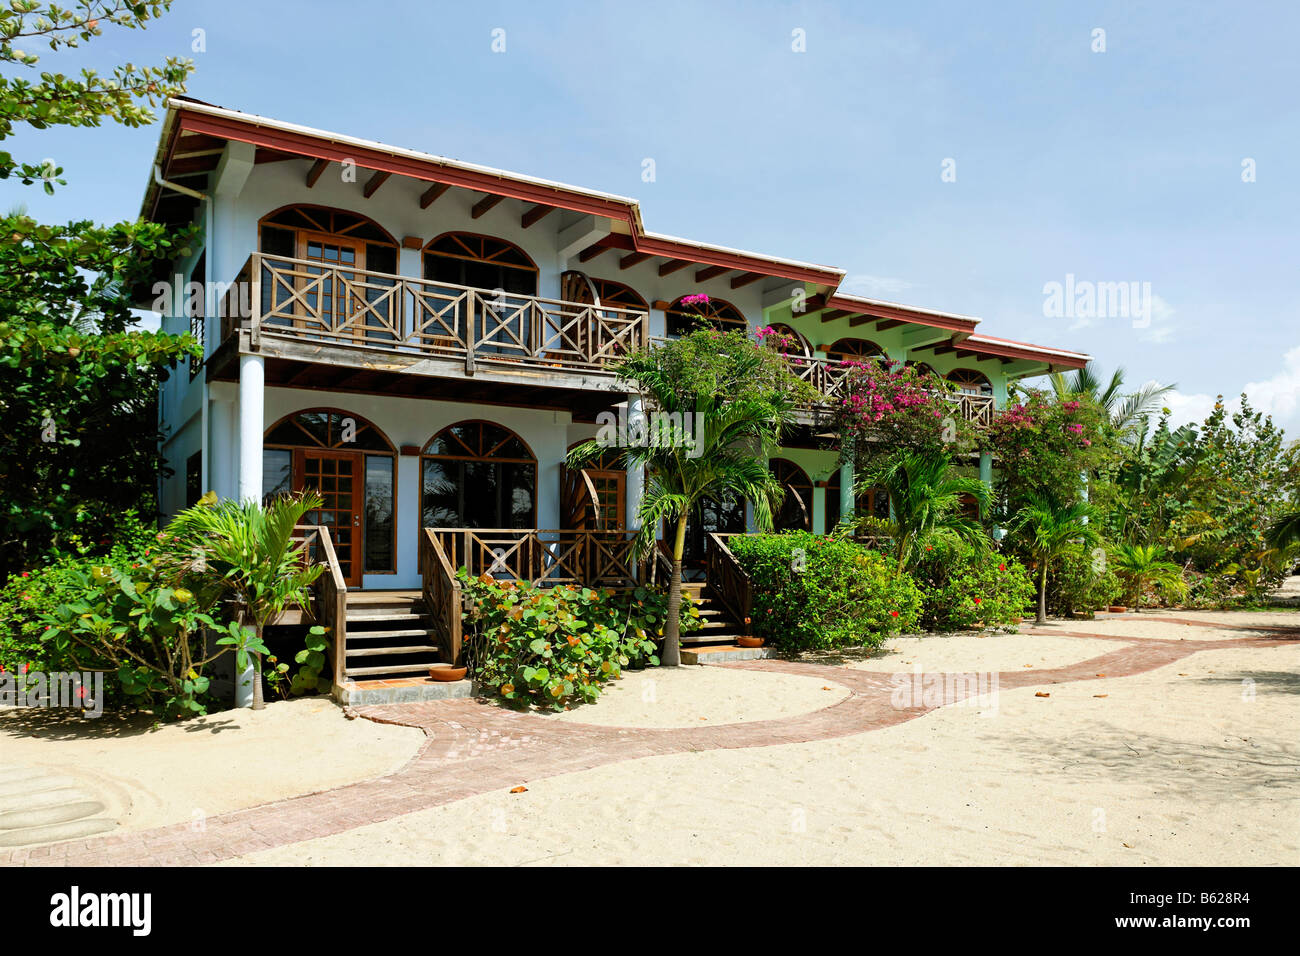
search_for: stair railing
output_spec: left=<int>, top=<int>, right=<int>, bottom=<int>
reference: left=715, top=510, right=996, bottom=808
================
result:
left=420, top=528, right=463, bottom=666
left=705, top=532, right=753, bottom=636
left=294, top=524, right=348, bottom=687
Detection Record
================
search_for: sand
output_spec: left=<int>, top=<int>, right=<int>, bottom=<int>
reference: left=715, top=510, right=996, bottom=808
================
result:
left=543, top=666, right=850, bottom=729
left=0, top=696, right=424, bottom=833
left=225, top=640, right=1300, bottom=866
left=1034, top=618, right=1279, bottom=641
left=846, top=631, right=1124, bottom=673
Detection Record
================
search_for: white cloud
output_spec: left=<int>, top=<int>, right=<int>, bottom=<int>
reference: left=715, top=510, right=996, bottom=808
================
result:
left=840, top=274, right=914, bottom=298
left=1160, top=345, right=1300, bottom=434
left=1138, top=294, right=1176, bottom=344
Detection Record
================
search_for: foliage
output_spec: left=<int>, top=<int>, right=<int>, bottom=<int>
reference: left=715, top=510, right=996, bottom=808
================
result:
left=571, top=321, right=805, bottom=665
left=164, top=493, right=325, bottom=709
left=729, top=531, right=923, bottom=652
left=41, top=556, right=231, bottom=719
left=458, top=573, right=683, bottom=710
left=989, top=387, right=1108, bottom=510
left=1045, top=544, right=1122, bottom=616
left=263, top=625, right=332, bottom=699
left=1009, top=494, right=1101, bottom=624
left=830, top=358, right=977, bottom=465
left=1049, top=363, right=1175, bottom=437
left=1110, top=543, right=1187, bottom=608
left=0, top=2, right=195, bottom=581
left=861, top=450, right=991, bottom=573
left=913, top=542, right=1035, bottom=631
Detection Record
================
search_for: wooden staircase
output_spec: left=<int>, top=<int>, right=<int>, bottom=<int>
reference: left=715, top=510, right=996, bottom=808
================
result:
left=679, top=582, right=747, bottom=647
left=342, top=590, right=444, bottom=681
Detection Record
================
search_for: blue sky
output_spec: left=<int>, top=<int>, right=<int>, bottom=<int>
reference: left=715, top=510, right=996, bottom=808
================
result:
left=4, top=0, right=1298, bottom=432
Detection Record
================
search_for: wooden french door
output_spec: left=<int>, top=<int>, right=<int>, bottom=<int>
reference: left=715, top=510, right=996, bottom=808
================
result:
left=296, top=449, right=364, bottom=588
left=298, top=232, right=364, bottom=340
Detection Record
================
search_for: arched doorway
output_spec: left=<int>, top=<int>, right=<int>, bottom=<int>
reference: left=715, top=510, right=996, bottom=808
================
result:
left=664, top=295, right=746, bottom=337
left=420, top=421, right=537, bottom=529
left=258, top=205, right=400, bottom=344
left=946, top=368, right=993, bottom=396
left=424, top=233, right=538, bottom=358
left=562, top=443, right=627, bottom=531
left=560, top=271, right=648, bottom=362
left=770, top=458, right=814, bottom=532
left=263, top=409, right=397, bottom=587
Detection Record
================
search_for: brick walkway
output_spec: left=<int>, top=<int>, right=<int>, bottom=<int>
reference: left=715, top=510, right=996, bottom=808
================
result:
left=3, top=619, right=1295, bottom=866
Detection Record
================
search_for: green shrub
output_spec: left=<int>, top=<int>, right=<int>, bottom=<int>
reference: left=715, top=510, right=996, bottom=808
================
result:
left=458, top=573, right=680, bottom=710
left=729, top=532, right=923, bottom=652
left=914, top=543, right=1036, bottom=630
left=1046, top=544, right=1122, bottom=616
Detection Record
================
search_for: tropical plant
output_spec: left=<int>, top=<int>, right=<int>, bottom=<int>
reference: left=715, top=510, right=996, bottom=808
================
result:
left=913, top=541, right=1036, bottom=631
left=1050, top=363, right=1175, bottom=436
left=1110, top=543, right=1187, bottom=608
left=0, top=2, right=195, bottom=581
left=164, top=492, right=325, bottom=709
left=570, top=324, right=803, bottom=666
left=863, top=450, right=991, bottom=573
left=1009, top=494, right=1101, bottom=624
left=729, top=531, right=923, bottom=651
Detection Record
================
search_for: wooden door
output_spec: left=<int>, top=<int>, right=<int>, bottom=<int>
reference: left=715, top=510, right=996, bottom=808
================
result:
left=297, top=232, right=364, bottom=340
left=296, top=449, right=364, bottom=588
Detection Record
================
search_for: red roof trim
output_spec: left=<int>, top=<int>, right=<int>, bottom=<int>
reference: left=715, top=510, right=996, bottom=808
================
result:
left=824, top=295, right=979, bottom=334
left=175, top=109, right=844, bottom=286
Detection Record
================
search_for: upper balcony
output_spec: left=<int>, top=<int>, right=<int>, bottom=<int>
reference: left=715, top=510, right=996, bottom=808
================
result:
left=220, top=252, right=648, bottom=379
left=215, top=252, right=996, bottom=426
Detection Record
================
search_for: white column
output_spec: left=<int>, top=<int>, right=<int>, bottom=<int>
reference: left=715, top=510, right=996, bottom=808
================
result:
left=625, top=394, right=645, bottom=531
left=238, top=354, right=265, bottom=504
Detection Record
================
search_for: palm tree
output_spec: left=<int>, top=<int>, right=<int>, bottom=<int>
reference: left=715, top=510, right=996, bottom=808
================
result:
left=167, top=491, right=325, bottom=709
left=1050, top=363, right=1175, bottom=435
left=1110, top=542, right=1187, bottom=608
left=1010, top=494, right=1100, bottom=624
left=867, top=450, right=991, bottom=573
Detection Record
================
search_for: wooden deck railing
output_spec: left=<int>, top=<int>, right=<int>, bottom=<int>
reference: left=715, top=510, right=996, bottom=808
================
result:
left=430, top=528, right=642, bottom=587
left=292, top=524, right=348, bottom=687
left=223, top=252, right=648, bottom=374
left=420, top=528, right=464, bottom=666
left=785, top=355, right=996, bottom=425
left=706, top=532, right=753, bottom=636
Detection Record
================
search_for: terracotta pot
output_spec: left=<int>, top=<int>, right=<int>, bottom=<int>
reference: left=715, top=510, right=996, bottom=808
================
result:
left=736, top=636, right=765, bottom=648
left=1009, top=617, right=1023, bottom=625
left=428, top=664, right=468, bottom=682
left=1107, top=605, right=1128, bottom=613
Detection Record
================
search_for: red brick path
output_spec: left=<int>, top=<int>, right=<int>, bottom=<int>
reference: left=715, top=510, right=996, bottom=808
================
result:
left=3, top=619, right=1294, bottom=866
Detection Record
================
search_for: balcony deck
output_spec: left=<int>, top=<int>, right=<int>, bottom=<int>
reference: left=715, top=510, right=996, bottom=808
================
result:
left=214, top=252, right=995, bottom=424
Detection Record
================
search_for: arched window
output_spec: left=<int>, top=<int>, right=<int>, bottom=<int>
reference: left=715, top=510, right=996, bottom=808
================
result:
left=906, top=360, right=937, bottom=380
left=825, top=467, right=890, bottom=531
left=827, top=338, right=887, bottom=364
left=423, top=232, right=538, bottom=295
left=763, top=323, right=811, bottom=358
left=263, top=409, right=396, bottom=586
left=947, top=368, right=993, bottom=396
left=257, top=205, right=400, bottom=343
left=665, top=295, right=746, bottom=337
left=420, top=421, right=536, bottom=528
left=770, top=459, right=814, bottom=532
left=424, top=233, right=539, bottom=358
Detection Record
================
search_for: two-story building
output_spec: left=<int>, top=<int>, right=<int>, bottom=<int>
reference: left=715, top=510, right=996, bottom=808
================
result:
left=140, top=97, right=1089, bottom=695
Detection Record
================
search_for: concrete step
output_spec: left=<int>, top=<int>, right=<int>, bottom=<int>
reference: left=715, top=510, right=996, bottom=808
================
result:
left=681, top=644, right=776, bottom=664
left=344, top=661, right=441, bottom=677
left=681, top=633, right=743, bottom=644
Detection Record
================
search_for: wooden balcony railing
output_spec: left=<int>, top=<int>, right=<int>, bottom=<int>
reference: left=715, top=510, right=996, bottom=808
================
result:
left=221, top=252, right=648, bottom=374
left=783, top=354, right=997, bottom=425
left=430, top=528, right=644, bottom=588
